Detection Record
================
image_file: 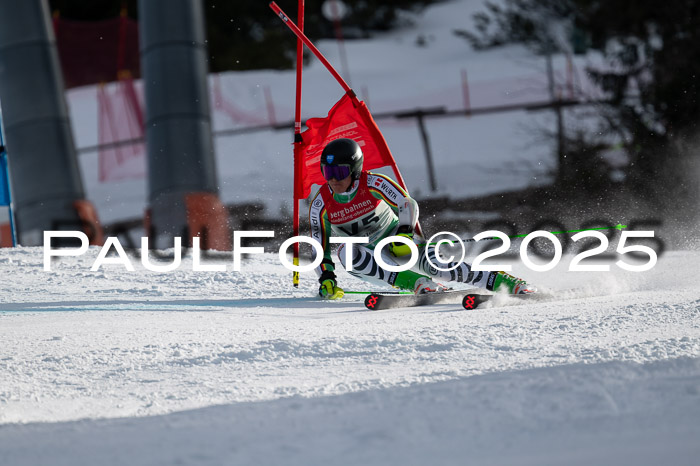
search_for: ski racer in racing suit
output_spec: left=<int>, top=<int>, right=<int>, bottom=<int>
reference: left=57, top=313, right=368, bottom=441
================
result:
left=309, top=138, right=537, bottom=300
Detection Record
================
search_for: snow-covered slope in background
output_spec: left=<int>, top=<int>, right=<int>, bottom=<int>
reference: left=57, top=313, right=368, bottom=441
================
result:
left=1, top=246, right=699, bottom=464
left=69, top=0, right=588, bottom=224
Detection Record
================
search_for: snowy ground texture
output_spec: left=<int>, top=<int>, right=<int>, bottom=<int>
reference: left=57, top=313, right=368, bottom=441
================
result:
left=2, top=0, right=699, bottom=463
left=1, top=246, right=699, bottom=465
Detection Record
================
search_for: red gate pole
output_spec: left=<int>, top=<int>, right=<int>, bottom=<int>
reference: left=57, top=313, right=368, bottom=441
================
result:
left=272, top=1, right=422, bottom=237
left=291, top=0, right=304, bottom=287
left=270, top=2, right=351, bottom=94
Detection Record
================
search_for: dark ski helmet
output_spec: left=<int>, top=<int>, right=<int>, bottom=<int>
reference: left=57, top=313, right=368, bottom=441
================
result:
left=320, top=138, right=363, bottom=181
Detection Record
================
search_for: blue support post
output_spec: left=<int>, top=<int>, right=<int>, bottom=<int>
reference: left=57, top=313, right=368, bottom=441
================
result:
left=0, top=113, right=17, bottom=246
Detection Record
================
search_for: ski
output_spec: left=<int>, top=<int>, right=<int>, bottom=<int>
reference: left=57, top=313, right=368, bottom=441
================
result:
left=364, top=290, right=466, bottom=310
left=364, top=290, right=537, bottom=311
left=461, top=292, right=543, bottom=309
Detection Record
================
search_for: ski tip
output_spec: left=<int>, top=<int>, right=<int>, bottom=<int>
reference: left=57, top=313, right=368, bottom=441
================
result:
left=462, top=293, right=479, bottom=310
left=461, top=292, right=496, bottom=310
left=364, top=293, right=381, bottom=310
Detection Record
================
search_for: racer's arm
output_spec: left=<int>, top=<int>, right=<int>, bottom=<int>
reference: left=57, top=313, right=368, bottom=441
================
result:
left=309, top=190, right=334, bottom=278
left=309, top=191, right=343, bottom=298
left=367, top=173, right=419, bottom=231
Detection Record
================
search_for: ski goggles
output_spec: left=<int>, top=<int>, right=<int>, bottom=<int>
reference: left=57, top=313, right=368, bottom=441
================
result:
left=321, top=164, right=351, bottom=181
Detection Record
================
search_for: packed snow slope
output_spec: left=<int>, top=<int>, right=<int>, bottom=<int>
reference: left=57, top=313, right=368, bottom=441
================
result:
left=0, top=246, right=699, bottom=465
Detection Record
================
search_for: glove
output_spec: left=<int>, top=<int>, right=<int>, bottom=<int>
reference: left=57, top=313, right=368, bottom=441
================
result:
left=318, top=271, right=344, bottom=300
left=389, top=225, right=414, bottom=257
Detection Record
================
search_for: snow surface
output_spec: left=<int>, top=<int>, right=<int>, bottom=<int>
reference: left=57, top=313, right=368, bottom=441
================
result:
left=2, top=1, right=699, bottom=464
left=1, top=246, right=699, bottom=465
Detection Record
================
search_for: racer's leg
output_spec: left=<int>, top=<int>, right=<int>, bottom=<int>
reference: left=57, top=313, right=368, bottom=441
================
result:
left=337, top=243, right=428, bottom=291
left=416, top=243, right=537, bottom=294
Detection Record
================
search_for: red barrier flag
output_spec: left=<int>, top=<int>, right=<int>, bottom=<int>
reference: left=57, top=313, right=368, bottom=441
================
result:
left=296, top=92, right=403, bottom=199
left=98, top=78, right=146, bottom=182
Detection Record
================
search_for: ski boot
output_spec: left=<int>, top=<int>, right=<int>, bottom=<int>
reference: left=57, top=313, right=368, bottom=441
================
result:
left=390, top=270, right=449, bottom=295
left=413, top=277, right=450, bottom=295
left=486, top=271, right=537, bottom=294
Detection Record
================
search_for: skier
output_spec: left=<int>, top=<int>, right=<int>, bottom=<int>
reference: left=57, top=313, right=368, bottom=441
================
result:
left=309, top=138, right=537, bottom=300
